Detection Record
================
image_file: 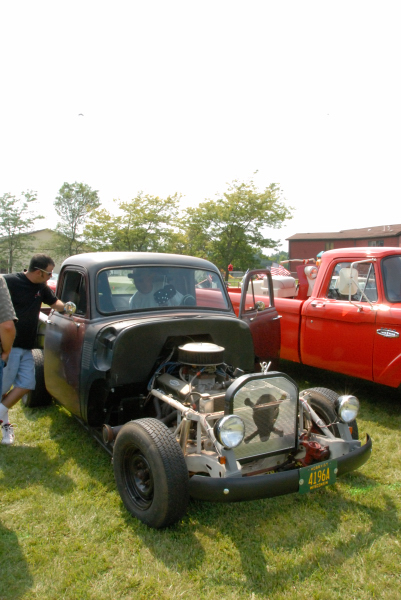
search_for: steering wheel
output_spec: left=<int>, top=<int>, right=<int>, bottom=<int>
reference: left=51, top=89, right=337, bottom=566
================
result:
left=181, top=295, right=196, bottom=306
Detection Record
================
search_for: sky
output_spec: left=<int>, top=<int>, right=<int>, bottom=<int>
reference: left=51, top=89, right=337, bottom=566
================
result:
left=1, top=1, right=400, bottom=252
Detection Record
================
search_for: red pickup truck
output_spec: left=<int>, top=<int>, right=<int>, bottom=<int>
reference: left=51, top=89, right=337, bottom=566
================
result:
left=232, top=248, right=401, bottom=390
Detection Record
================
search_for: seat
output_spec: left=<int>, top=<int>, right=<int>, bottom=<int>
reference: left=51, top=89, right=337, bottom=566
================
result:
left=97, top=272, right=116, bottom=312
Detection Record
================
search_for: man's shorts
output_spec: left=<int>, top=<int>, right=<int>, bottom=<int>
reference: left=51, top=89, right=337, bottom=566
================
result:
left=1, top=348, right=35, bottom=395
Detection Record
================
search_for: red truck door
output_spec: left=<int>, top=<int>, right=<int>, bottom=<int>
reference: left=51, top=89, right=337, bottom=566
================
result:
left=301, top=260, right=377, bottom=381
left=374, top=306, right=401, bottom=387
left=238, top=270, right=281, bottom=367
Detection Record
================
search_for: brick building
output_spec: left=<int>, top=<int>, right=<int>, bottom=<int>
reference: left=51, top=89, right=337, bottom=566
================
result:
left=287, top=224, right=401, bottom=261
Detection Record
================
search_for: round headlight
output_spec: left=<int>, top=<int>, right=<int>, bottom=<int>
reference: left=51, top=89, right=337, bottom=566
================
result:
left=336, top=395, right=360, bottom=423
left=214, top=415, right=245, bottom=449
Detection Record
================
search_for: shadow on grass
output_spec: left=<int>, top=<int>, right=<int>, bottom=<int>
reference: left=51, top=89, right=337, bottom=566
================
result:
left=22, top=401, right=147, bottom=498
left=0, top=521, right=33, bottom=600
left=0, top=444, right=74, bottom=493
left=131, top=470, right=399, bottom=597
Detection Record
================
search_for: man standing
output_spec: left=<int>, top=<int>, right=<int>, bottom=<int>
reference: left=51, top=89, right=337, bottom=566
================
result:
left=0, top=254, right=65, bottom=445
left=0, top=275, right=17, bottom=428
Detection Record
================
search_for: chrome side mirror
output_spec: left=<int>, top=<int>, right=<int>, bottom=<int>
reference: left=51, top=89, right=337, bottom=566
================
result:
left=64, top=301, right=77, bottom=315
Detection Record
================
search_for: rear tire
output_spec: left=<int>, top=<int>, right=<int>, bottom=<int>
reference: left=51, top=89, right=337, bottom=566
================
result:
left=113, top=418, right=189, bottom=528
left=21, top=349, right=52, bottom=408
left=301, top=387, right=359, bottom=440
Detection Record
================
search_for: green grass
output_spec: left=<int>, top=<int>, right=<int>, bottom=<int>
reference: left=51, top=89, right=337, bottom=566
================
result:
left=1, top=362, right=400, bottom=600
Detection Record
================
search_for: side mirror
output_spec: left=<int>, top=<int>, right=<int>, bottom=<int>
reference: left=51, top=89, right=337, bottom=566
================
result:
left=64, top=301, right=77, bottom=315
left=255, top=300, right=265, bottom=311
left=337, top=268, right=359, bottom=296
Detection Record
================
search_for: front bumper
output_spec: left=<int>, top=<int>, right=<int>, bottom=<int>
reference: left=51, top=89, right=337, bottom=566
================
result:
left=189, top=434, right=372, bottom=502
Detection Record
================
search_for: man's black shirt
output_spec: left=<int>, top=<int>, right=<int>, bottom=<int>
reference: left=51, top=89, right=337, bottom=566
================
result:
left=4, top=272, right=57, bottom=349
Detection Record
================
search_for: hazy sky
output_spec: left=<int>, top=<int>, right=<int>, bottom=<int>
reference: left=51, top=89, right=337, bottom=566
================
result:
left=1, top=1, right=400, bottom=251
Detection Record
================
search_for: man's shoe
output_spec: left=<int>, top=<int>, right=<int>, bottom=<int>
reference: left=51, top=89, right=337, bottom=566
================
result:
left=1, top=423, right=15, bottom=445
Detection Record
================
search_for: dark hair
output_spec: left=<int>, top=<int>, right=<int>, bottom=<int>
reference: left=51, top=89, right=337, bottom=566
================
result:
left=28, top=254, right=55, bottom=272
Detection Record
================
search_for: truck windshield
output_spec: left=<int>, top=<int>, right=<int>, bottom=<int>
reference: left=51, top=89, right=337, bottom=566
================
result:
left=382, top=256, right=401, bottom=303
left=96, top=266, right=230, bottom=313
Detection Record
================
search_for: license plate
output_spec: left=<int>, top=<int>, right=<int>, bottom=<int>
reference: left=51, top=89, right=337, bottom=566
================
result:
left=299, top=459, right=337, bottom=494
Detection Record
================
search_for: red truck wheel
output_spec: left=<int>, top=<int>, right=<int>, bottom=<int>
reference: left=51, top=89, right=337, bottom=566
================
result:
left=113, top=418, right=189, bottom=528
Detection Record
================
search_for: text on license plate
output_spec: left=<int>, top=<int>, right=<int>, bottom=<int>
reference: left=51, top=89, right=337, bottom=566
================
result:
left=298, top=459, right=337, bottom=494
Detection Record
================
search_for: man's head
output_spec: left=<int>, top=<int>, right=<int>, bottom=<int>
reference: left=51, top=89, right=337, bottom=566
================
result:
left=132, top=268, right=155, bottom=294
left=27, top=254, right=55, bottom=283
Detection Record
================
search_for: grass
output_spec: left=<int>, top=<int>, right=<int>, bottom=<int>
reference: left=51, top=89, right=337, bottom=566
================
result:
left=1, top=361, right=400, bottom=600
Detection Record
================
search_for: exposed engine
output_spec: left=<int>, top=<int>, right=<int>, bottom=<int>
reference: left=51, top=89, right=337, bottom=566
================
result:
left=155, top=342, right=235, bottom=414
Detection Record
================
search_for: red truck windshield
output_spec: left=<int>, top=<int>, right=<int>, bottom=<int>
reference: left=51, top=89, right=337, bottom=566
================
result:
left=382, top=256, right=401, bottom=303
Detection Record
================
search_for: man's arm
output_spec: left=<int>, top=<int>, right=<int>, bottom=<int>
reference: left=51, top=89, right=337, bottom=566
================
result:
left=0, top=320, right=16, bottom=363
left=51, top=299, right=65, bottom=312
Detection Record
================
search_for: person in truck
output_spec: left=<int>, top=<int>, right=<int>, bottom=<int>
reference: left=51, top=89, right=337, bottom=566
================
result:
left=129, top=267, right=183, bottom=309
left=0, top=254, right=65, bottom=445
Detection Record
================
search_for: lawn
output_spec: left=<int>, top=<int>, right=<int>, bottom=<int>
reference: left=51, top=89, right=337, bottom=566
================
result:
left=1, top=361, right=400, bottom=600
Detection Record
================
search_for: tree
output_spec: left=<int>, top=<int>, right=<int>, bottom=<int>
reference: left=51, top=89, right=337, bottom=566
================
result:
left=54, top=182, right=100, bottom=257
left=184, top=178, right=292, bottom=280
left=84, top=192, right=184, bottom=253
left=0, top=190, right=44, bottom=273
left=266, top=249, right=289, bottom=264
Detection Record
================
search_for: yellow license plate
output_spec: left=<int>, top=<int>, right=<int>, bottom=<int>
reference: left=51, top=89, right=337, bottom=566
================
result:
left=299, top=459, right=337, bottom=494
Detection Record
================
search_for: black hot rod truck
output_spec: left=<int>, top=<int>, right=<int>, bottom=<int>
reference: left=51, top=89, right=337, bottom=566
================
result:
left=25, top=252, right=372, bottom=529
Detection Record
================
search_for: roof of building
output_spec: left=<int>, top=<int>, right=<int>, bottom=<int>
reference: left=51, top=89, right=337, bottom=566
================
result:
left=287, top=224, right=401, bottom=241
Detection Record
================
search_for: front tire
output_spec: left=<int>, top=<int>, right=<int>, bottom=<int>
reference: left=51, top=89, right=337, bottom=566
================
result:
left=21, top=349, right=52, bottom=408
left=113, top=418, right=189, bottom=528
left=301, top=387, right=359, bottom=440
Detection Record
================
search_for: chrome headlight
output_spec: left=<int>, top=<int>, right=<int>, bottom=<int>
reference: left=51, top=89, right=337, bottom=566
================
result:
left=336, top=395, right=360, bottom=423
left=214, top=415, right=245, bottom=449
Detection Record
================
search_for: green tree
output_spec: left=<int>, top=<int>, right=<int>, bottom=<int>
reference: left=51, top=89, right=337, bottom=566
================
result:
left=266, top=249, right=289, bottom=264
left=84, top=192, right=183, bottom=253
left=0, top=190, right=44, bottom=273
left=54, top=182, right=100, bottom=257
left=184, top=178, right=292, bottom=279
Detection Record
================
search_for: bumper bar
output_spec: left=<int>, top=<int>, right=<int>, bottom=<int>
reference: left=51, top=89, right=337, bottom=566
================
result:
left=189, top=434, right=372, bottom=503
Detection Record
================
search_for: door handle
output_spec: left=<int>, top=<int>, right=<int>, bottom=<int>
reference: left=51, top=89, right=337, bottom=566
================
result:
left=377, top=328, right=399, bottom=338
left=311, top=301, right=325, bottom=308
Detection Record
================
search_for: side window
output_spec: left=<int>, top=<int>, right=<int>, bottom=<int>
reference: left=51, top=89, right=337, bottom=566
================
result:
left=327, top=262, right=350, bottom=298
left=326, top=262, right=377, bottom=302
left=60, top=271, right=88, bottom=316
left=244, top=275, right=272, bottom=312
left=355, top=263, right=378, bottom=303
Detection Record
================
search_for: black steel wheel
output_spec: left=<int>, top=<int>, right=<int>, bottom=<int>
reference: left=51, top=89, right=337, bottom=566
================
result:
left=113, top=418, right=189, bottom=529
left=21, top=349, right=52, bottom=408
left=302, top=387, right=359, bottom=440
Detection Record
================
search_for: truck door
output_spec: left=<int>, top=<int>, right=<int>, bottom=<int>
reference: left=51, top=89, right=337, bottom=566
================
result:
left=239, top=270, right=281, bottom=368
left=44, top=268, right=89, bottom=417
left=301, top=260, right=377, bottom=380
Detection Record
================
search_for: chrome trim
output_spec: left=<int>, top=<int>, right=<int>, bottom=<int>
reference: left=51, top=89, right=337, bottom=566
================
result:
left=377, top=328, right=399, bottom=338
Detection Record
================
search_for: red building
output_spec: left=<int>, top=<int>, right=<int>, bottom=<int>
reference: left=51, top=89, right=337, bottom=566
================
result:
left=287, top=223, right=401, bottom=261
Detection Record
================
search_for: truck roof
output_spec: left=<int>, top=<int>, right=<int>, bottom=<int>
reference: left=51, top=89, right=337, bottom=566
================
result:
left=62, top=252, right=220, bottom=273
left=320, top=246, right=401, bottom=263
